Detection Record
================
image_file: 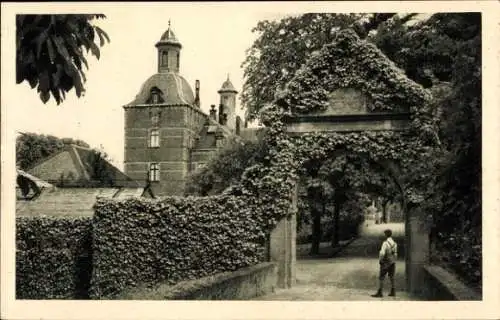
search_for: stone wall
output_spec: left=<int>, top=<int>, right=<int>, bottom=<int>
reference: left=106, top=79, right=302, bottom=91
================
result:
left=421, top=265, right=482, bottom=300
left=117, top=262, right=277, bottom=300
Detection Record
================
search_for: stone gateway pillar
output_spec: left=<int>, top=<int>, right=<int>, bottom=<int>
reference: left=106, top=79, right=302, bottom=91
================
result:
left=407, top=208, right=432, bottom=296
left=269, top=184, right=297, bottom=288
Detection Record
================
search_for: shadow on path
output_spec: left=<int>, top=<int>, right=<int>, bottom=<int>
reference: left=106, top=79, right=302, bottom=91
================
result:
left=256, top=222, right=417, bottom=301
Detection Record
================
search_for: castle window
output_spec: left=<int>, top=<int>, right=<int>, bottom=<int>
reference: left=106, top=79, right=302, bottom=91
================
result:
left=162, top=51, right=168, bottom=67
left=149, top=163, right=160, bottom=182
left=149, top=128, right=160, bottom=148
left=176, top=52, right=180, bottom=69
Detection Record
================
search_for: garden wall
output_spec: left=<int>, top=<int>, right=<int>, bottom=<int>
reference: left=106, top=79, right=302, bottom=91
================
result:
left=90, top=196, right=269, bottom=298
left=421, top=265, right=482, bottom=300
left=117, top=262, right=276, bottom=300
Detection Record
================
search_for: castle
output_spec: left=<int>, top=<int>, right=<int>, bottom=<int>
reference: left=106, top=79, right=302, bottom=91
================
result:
left=123, top=23, right=244, bottom=196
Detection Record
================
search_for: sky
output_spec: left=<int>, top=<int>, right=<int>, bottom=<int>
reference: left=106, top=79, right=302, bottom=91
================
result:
left=3, top=4, right=294, bottom=169
left=0, top=3, right=491, bottom=171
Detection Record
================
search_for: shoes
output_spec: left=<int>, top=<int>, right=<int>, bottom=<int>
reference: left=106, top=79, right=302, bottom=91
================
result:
left=388, top=289, right=396, bottom=297
left=371, top=290, right=383, bottom=298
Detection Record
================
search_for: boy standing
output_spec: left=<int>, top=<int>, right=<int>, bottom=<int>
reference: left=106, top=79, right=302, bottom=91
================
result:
left=371, top=229, right=398, bottom=297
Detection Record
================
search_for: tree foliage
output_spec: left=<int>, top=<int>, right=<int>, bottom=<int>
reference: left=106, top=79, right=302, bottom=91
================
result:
left=16, top=132, right=90, bottom=170
left=241, top=13, right=417, bottom=120
left=370, top=13, right=481, bottom=87
left=16, top=14, right=110, bottom=105
left=184, top=136, right=270, bottom=196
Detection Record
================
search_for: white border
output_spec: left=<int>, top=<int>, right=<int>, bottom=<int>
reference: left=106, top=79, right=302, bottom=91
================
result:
left=2, top=2, right=499, bottom=320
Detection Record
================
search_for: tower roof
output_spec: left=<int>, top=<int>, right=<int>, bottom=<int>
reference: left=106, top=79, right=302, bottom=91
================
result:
left=126, top=72, right=195, bottom=106
left=156, top=20, right=182, bottom=48
left=218, top=75, right=238, bottom=94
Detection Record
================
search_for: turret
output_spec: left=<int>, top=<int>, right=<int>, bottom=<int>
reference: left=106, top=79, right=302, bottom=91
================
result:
left=217, top=75, right=238, bottom=132
left=155, top=20, right=182, bottom=73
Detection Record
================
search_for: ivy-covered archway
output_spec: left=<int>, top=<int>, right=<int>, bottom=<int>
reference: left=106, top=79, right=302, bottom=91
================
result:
left=233, top=30, right=436, bottom=292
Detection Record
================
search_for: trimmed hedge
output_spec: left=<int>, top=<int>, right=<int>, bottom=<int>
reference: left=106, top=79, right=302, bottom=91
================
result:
left=16, top=216, right=92, bottom=299
left=90, top=196, right=269, bottom=298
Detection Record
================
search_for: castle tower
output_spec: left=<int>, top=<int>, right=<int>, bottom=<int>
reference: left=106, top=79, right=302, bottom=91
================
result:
left=123, top=22, right=207, bottom=196
left=217, top=75, right=238, bottom=132
left=155, top=20, right=181, bottom=73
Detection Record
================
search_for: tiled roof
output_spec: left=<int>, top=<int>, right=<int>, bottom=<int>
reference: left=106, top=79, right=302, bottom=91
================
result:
left=16, top=188, right=117, bottom=217
left=193, top=118, right=239, bottom=151
left=218, top=76, right=238, bottom=94
left=27, top=144, right=140, bottom=188
left=16, top=187, right=147, bottom=217
left=125, top=72, right=195, bottom=106
left=193, top=126, right=217, bottom=149
left=157, top=25, right=182, bottom=48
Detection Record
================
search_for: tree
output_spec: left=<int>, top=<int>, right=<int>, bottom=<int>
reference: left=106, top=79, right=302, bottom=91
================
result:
left=426, top=14, right=481, bottom=287
left=184, top=135, right=270, bottom=196
left=241, top=13, right=416, bottom=121
left=299, top=153, right=400, bottom=253
left=369, top=13, right=480, bottom=87
left=16, top=14, right=110, bottom=105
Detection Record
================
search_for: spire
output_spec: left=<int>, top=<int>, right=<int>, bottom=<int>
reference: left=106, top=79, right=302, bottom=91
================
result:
left=218, top=74, right=238, bottom=94
left=156, top=21, right=182, bottom=73
left=156, top=20, right=182, bottom=48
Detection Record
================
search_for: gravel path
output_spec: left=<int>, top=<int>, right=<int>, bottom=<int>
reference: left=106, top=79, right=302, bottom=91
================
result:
left=256, top=222, right=418, bottom=301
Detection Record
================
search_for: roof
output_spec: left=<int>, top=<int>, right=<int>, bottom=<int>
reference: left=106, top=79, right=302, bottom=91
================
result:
left=27, top=144, right=140, bottom=188
left=156, top=25, right=182, bottom=48
left=193, top=117, right=240, bottom=150
left=125, top=72, right=195, bottom=106
left=17, top=169, right=53, bottom=188
left=218, top=76, right=238, bottom=94
left=16, top=187, right=146, bottom=217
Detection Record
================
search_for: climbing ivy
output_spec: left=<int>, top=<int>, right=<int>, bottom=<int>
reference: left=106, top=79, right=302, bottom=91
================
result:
left=231, top=29, right=437, bottom=230
left=274, top=30, right=432, bottom=116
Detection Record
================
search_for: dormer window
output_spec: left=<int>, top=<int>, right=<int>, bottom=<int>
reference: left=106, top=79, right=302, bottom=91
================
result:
left=149, top=88, right=164, bottom=104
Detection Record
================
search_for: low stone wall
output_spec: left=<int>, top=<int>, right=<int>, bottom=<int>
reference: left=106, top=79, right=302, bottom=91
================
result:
left=422, top=265, right=482, bottom=300
left=118, top=262, right=276, bottom=300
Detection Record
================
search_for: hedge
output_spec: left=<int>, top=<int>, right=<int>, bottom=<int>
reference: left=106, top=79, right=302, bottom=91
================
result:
left=90, top=196, right=270, bottom=299
left=16, top=216, right=92, bottom=299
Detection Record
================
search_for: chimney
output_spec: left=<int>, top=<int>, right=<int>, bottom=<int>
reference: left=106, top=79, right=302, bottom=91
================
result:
left=235, top=116, right=241, bottom=135
left=209, top=105, right=217, bottom=121
left=62, top=138, right=73, bottom=145
left=194, top=80, right=200, bottom=108
left=218, top=104, right=224, bottom=124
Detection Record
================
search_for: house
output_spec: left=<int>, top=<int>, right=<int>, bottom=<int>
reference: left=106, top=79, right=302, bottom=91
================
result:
left=17, top=142, right=154, bottom=217
left=27, top=141, right=141, bottom=188
left=122, top=23, right=259, bottom=196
